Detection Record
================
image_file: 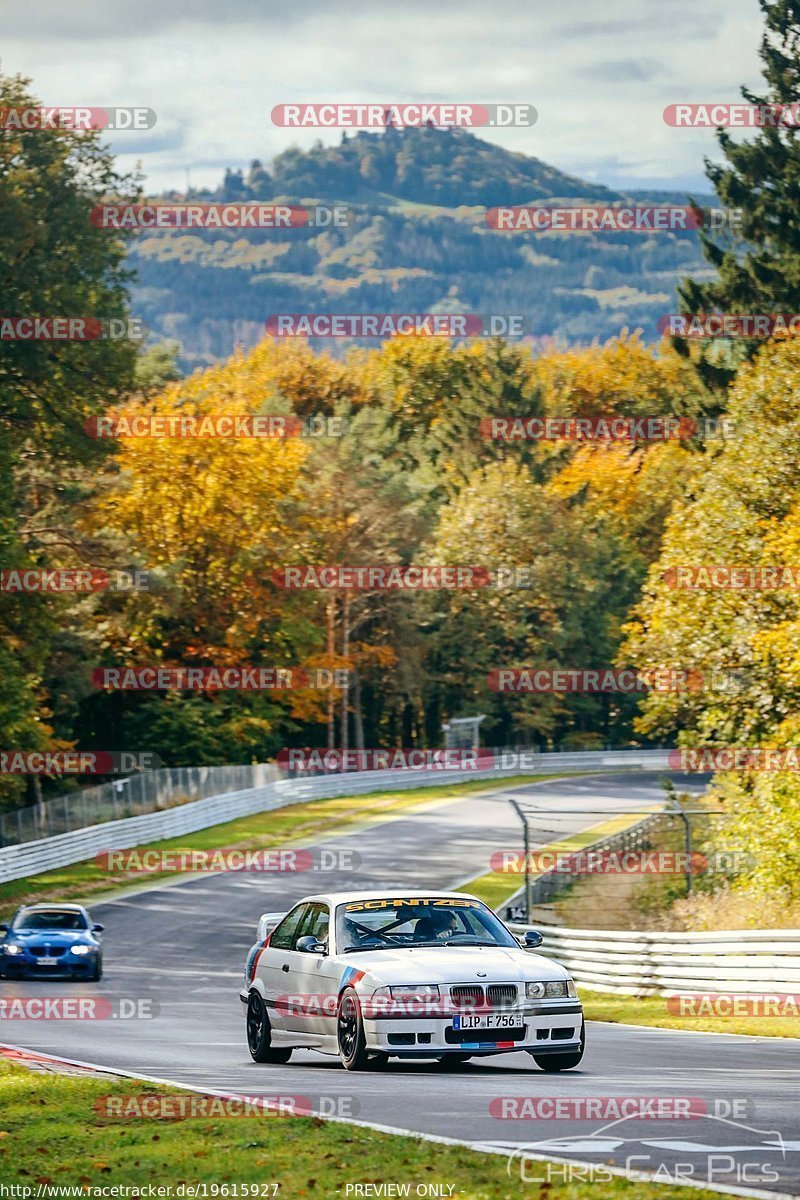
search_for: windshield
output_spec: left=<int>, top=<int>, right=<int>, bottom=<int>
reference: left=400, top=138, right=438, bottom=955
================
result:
left=335, top=897, right=518, bottom=952
left=13, top=910, right=88, bottom=931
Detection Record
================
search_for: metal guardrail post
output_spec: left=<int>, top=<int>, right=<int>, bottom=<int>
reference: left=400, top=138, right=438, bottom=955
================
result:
left=508, top=797, right=531, bottom=922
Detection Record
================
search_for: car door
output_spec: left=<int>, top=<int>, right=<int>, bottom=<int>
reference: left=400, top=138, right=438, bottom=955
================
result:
left=257, top=902, right=310, bottom=1033
left=289, top=903, right=339, bottom=1040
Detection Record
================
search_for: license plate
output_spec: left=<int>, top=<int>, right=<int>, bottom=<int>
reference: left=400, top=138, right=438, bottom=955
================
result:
left=37, top=956, right=58, bottom=966
left=453, top=1013, right=518, bottom=1030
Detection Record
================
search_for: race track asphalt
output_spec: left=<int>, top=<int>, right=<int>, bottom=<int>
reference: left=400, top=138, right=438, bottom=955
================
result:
left=2, top=772, right=798, bottom=1198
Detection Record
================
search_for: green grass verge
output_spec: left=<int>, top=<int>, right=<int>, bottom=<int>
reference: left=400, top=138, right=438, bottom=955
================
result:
left=0, top=774, right=576, bottom=917
left=0, top=1060, right=741, bottom=1198
left=579, top=987, right=800, bottom=1040
left=465, top=809, right=661, bottom=911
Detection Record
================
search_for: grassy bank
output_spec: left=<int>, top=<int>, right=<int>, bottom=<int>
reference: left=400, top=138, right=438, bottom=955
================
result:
left=0, top=1059, right=744, bottom=1199
left=580, top=987, right=799, bottom=1039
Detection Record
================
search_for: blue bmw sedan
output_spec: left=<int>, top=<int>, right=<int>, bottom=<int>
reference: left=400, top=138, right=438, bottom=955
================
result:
left=0, top=904, right=104, bottom=980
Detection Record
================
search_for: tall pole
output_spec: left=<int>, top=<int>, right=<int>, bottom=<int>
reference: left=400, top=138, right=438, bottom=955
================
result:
left=326, top=595, right=336, bottom=749
left=341, top=591, right=350, bottom=754
left=509, top=798, right=531, bottom=923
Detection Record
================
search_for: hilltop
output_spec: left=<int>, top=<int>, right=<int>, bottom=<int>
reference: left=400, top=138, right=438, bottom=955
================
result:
left=130, top=126, right=710, bottom=366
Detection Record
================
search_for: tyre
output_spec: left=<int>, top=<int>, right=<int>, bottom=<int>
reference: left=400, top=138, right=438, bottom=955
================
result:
left=89, top=957, right=102, bottom=982
left=530, top=1019, right=585, bottom=1072
left=246, top=991, right=293, bottom=1064
left=337, top=987, right=371, bottom=1071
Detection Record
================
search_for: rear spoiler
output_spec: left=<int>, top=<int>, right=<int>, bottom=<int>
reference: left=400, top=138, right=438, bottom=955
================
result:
left=257, top=912, right=286, bottom=942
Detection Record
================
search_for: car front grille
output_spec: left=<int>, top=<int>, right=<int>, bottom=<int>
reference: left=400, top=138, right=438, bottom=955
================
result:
left=487, top=984, right=518, bottom=1008
left=29, top=945, right=67, bottom=957
left=449, top=984, right=519, bottom=1010
left=449, top=985, right=484, bottom=1010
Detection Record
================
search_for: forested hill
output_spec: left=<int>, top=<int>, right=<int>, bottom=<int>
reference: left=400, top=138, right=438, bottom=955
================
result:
left=131, top=125, right=710, bottom=367
left=225, top=125, right=617, bottom=207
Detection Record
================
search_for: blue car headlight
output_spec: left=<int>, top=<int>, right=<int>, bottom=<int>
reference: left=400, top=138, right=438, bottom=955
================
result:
left=70, top=945, right=93, bottom=956
left=2, top=944, right=22, bottom=956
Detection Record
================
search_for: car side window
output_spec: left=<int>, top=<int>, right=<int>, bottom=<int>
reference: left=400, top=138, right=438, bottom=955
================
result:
left=295, top=903, right=329, bottom=948
left=270, top=904, right=308, bottom=950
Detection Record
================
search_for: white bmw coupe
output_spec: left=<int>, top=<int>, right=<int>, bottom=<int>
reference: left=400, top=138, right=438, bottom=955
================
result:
left=240, top=890, right=584, bottom=1071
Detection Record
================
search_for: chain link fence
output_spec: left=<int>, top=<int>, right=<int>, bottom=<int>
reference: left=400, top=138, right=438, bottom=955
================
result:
left=0, top=763, right=279, bottom=848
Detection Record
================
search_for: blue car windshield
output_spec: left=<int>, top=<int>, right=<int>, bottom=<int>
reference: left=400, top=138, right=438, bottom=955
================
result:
left=13, top=911, right=88, bottom=931
left=336, top=897, right=518, bottom=951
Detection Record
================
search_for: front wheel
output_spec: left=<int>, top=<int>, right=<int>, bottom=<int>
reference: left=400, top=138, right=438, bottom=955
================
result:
left=530, top=1019, right=585, bottom=1072
left=247, top=991, right=292, bottom=1064
left=337, top=987, right=371, bottom=1071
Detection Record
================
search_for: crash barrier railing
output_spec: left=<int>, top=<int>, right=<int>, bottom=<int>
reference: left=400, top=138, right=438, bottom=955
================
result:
left=0, top=747, right=674, bottom=884
left=0, top=763, right=281, bottom=849
left=508, top=923, right=800, bottom=995
left=500, top=810, right=668, bottom=922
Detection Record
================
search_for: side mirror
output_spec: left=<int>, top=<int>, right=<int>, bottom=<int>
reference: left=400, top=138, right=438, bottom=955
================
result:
left=0, top=924, right=8, bottom=933
left=295, top=935, right=326, bottom=955
left=92, top=924, right=104, bottom=933
left=522, top=930, right=543, bottom=948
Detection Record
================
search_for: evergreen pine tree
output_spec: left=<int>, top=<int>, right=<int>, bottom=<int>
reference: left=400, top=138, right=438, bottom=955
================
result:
left=677, top=1, right=800, bottom=387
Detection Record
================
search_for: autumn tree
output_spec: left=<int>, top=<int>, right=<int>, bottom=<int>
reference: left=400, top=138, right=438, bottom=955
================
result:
left=0, top=71, right=138, bottom=802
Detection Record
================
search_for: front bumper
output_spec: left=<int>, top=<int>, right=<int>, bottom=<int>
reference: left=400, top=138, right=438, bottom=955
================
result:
left=364, top=1002, right=583, bottom=1056
left=0, top=952, right=99, bottom=978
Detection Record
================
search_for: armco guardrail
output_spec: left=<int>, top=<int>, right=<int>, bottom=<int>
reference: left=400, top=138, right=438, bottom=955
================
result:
left=0, top=762, right=281, bottom=848
left=511, top=924, right=800, bottom=995
left=0, top=748, right=674, bottom=885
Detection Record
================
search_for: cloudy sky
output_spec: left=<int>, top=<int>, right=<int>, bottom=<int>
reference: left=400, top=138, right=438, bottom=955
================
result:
left=4, top=0, right=765, bottom=194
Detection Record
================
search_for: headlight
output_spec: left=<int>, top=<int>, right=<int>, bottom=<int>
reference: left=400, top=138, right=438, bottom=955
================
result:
left=388, top=984, right=440, bottom=1000
left=566, top=978, right=577, bottom=998
left=2, top=944, right=22, bottom=956
left=70, top=945, right=92, bottom=956
left=526, top=980, right=570, bottom=999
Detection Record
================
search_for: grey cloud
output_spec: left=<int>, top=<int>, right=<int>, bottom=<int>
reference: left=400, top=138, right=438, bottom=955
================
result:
left=583, top=59, right=664, bottom=82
